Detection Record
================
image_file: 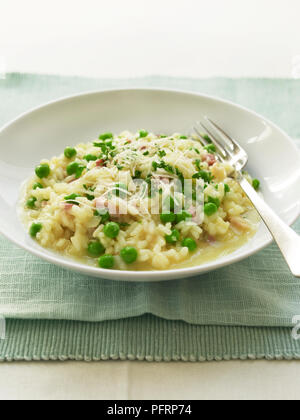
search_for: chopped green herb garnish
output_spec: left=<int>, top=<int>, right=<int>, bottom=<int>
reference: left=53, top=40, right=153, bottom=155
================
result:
left=84, top=154, right=98, bottom=162
left=163, top=195, right=175, bottom=212
left=195, top=159, right=202, bottom=171
left=119, top=222, right=130, bottom=228
left=158, top=150, right=166, bottom=158
left=192, top=170, right=213, bottom=183
left=64, top=193, right=81, bottom=201
left=152, top=161, right=174, bottom=174
left=99, top=133, right=113, bottom=141
left=224, top=184, right=230, bottom=193
left=203, top=134, right=212, bottom=143
left=113, top=183, right=128, bottom=199
left=33, top=182, right=44, bottom=190
left=204, top=144, right=217, bottom=153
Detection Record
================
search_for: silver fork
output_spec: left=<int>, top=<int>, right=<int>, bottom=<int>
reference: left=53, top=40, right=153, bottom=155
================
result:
left=194, top=118, right=300, bottom=278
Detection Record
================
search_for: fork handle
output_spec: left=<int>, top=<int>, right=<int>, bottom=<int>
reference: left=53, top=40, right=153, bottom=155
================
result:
left=238, top=174, right=300, bottom=277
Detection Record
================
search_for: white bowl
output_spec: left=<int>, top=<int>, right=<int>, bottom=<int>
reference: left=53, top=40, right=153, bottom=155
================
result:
left=0, top=88, right=299, bottom=282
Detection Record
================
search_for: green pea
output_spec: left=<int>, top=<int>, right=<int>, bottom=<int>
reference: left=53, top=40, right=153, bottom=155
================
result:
left=66, top=162, right=86, bottom=178
left=176, top=211, right=192, bottom=224
left=84, top=154, right=98, bottom=162
left=29, top=223, right=42, bottom=238
left=99, top=133, right=113, bottom=141
left=26, top=197, right=37, bottom=209
left=208, top=196, right=220, bottom=209
left=204, top=202, right=218, bottom=216
left=113, top=183, right=128, bottom=199
left=180, top=135, right=188, bottom=139
left=252, top=179, right=260, bottom=191
left=33, top=182, right=43, bottom=190
left=98, top=255, right=115, bottom=269
left=224, top=184, right=230, bottom=193
left=182, top=237, right=197, bottom=252
left=204, top=144, right=216, bottom=153
left=35, top=163, right=50, bottom=179
left=67, top=162, right=79, bottom=175
left=88, top=241, right=105, bottom=257
left=94, top=208, right=110, bottom=224
left=160, top=213, right=176, bottom=224
left=139, top=130, right=148, bottom=138
left=64, top=147, right=77, bottom=159
left=165, top=229, right=180, bottom=244
left=120, top=247, right=138, bottom=264
left=103, top=222, right=120, bottom=239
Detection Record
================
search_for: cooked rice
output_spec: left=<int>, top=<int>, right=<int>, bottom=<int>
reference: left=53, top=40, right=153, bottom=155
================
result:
left=20, top=131, right=257, bottom=270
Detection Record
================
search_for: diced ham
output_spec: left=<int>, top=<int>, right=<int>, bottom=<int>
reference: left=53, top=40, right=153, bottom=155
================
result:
left=189, top=205, right=202, bottom=225
left=159, top=177, right=170, bottom=184
left=64, top=203, right=74, bottom=211
left=207, top=234, right=216, bottom=243
left=202, top=153, right=216, bottom=166
left=230, top=216, right=251, bottom=232
left=189, top=205, right=196, bottom=218
left=95, top=197, right=108, bottom=210
left=96, top=159, right=106, bottom=167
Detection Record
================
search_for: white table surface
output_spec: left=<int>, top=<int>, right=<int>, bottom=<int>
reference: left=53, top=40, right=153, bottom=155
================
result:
left=1, top=360, right=300, bottom=400
left=1, top=0, right=300, bottom=401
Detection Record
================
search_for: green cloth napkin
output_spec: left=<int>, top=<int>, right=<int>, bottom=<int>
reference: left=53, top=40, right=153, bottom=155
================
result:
left=0, top=73, right=300, bottom=362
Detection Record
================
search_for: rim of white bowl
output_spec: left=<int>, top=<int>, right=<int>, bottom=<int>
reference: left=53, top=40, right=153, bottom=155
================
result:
left=0, top=87, right=300, bottom=281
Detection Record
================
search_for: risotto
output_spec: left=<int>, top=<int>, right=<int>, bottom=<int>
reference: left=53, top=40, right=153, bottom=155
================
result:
left=20, top=130, right=260, bottom=271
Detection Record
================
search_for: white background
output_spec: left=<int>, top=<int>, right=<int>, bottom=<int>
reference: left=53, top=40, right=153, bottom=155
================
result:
left=1, top=0, right=300, bottom=401
left=1, top=0, right=300, bottom=78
